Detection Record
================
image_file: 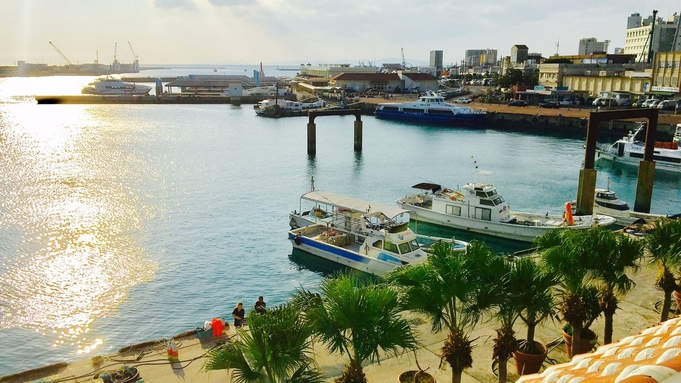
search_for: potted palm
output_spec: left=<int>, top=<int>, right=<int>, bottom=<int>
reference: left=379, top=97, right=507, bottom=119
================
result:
left=387, top=241, right=496, bottom=383
left=294, top=272, right=417, bottom=383
left=507, top=255, right=558, bottom=375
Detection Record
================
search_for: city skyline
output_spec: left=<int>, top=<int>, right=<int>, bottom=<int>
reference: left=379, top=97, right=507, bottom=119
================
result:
left=1, top=0, right=679, bottom=67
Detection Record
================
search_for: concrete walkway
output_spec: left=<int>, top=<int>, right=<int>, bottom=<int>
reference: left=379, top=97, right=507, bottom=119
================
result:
left=2, top=257, right=668, bottom=383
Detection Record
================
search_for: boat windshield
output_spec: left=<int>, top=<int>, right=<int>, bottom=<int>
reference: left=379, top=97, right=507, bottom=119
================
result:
left=475, top=190, right=498, bottom=198
left=398, top=240, right=420, bottom=254
left=480, top=196, right=505, bottom=206
left=596, top=192, right=617, bottom=200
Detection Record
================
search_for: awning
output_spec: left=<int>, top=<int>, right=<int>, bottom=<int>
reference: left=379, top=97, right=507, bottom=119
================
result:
left=300, top=190, right=408, bottom=219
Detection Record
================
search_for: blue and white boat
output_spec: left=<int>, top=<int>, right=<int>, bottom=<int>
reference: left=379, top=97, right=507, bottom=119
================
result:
left=288, top=190, right=468, bottom=275
left=374, top=91, right=486, bottom=126
left=596, top=123, right=681, bottom=173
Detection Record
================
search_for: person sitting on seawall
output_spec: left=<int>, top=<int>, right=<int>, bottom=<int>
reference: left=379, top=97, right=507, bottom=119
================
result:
left=255, top=296, right=267, bottom=315
left=232, top=302, right=245, bottom=328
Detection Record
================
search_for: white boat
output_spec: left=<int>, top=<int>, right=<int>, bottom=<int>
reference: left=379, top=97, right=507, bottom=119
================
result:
left=596, top=123, right=681, bottom=173
left=288, top=190, right=468, bottom=275
left=570, top=187, right=666, bottom=227
left=254, top=98, right=326, bottom=116
left=396, top=175, right=616, bottom=243
left=81, top=77, right=152, bottom=95
left=374, top=91, right=486, bottom=126
left=242, top=86, right=287, bottom=98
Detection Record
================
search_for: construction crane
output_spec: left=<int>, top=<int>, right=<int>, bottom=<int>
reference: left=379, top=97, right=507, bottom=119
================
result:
left=48, top=41, right=74, bottom=66
left=128, top=41, right=138, bottom=63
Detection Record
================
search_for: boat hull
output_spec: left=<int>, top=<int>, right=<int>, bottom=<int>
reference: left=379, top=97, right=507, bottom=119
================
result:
left=374, top=109, right=485, bottom=127
left=398, top=202, right=613, bottom=243
left=596, top=150, right=681, bottom=173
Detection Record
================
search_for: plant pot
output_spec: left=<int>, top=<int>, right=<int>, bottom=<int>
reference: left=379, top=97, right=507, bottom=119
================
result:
left=562, top=330, right=597, bottom=358
left=397, top=370, right=436, bottom=383
left=512, top=341, right=547, bottom=375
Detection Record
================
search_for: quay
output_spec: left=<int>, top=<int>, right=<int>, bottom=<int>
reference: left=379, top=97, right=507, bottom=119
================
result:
left=33, top=94, right=680, bottom=140
left=0, top=248, right=672, bottom=383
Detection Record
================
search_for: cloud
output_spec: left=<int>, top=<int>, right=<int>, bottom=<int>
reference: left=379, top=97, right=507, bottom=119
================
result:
left=155, top=0, right=197, bottom=10
left=207, top=0, right=257, bottom=6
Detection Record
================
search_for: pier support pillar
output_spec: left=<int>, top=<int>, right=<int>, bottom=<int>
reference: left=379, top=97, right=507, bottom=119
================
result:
left=354, top=120, right=363, bottom=152
left=634, top=160, right=655, bottom=213
left=307, top=122, right=317, bottom=155
left=576, top=168, right=597, bottom=216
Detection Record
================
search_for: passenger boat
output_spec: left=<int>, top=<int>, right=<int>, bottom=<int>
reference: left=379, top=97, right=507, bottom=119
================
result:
left=254, top=98, right=326, bottom=116
left=374, top=91, right=486, bottom=126
left=81, top=77, right=152, bottom=95
left=570, top=187, right=666, bottom=227
left=288, top=190, right=468, bottom=275
left=596, top=123, right=681, bottom=173
left=396, top=174, right=616, bottom=243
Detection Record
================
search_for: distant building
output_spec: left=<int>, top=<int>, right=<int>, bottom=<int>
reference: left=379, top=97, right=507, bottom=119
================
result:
left=625, top=12, right=681, bottom=62
left=511, top=45, right=529, bottom=64
left=464, top=49, right=498, bottom=66
left=539, top=61, right=653, bottom=97
left=299, top=64, right=378, bottom=80
left=651, top=51, right=681, bottom=97
left=429, top=50, right=443, bottom=71
left=401, top=72, right=439, bottom=92
left=328, top=73, right=402, bottom=93
left=578, top=38, right=610, bottom=55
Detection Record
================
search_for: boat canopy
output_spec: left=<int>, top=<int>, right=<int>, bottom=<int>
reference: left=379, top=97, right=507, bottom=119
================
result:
left=300, top=190, right=409, bottom=219
left=411, top=183, right=443, bottom=193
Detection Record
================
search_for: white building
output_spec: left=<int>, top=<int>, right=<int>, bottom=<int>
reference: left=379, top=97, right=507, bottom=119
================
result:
left=624, top=12, right=681, bottom=62
left=578, top=38, right=609, bottom=55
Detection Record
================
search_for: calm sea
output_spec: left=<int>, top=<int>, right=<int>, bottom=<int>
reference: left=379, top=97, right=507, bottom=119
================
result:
left=1, top=65, right=680, bottom=376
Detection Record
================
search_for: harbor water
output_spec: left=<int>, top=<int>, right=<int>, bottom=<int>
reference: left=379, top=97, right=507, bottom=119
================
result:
left=1, top=66, right=680, bottom=376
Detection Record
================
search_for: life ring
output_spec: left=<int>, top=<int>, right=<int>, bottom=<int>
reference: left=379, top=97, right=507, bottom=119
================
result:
left=294, top=236, right=302, bottom=245
left=532, top=117, right=538, bottom=123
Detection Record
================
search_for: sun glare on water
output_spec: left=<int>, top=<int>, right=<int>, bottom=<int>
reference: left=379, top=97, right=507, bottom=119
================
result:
left=0, top=102, right=157, bottom=355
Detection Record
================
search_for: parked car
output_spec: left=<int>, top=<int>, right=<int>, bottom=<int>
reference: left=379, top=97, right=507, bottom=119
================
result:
left=559, top=99, right=575, bottom=106
left=633, top=99, right=647, bottom=107
left=650, top=100, right=662, bottom=108
left=539, top=101, right=560, bottom=108
left=454, top=97, right=472, bottom=104
left=657, top=100, right=677, bottom=110
left=641, top=98, right=660, bottom=108
left=508, top=99, right=528, bottom=106
left=592, top=97, right=602, bottom=106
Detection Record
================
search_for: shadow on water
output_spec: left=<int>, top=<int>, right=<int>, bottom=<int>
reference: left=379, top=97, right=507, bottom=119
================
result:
left=353, top=151, right=364, bottom=175
left=288, top=249, right=380, bottom=283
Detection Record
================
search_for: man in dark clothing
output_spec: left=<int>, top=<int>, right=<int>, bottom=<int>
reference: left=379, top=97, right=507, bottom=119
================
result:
left=255, top=296, right=266, bottom=315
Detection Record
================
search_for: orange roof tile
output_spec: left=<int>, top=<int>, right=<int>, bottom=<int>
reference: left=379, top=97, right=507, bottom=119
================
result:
left=517, top=317, right=681, bottom=383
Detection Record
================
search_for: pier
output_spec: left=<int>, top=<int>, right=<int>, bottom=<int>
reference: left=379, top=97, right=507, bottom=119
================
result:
left=307, top=109, right=363, bottom=155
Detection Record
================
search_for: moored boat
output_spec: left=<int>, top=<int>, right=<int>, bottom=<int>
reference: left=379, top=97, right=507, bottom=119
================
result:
left=374, top=91, right=486, bottom=126
left=596, top=123, right=681, bottom=173
left=396, top=174, right=616, bottom=243
left=254, top=98, right=326, bottom=116
left=81, top=77, right=152, bottom=95
left=570, top=187, right=666, bottom=227
left=288, top=190, right=468, bottom=275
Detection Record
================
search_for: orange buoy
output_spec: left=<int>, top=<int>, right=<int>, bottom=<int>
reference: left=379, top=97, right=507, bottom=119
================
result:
left=564, top=202, right=575, bottom=226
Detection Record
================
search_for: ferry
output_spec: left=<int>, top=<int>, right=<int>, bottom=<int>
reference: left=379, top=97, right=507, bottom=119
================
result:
left=596, top=123, right=681, bottom=173
left=81, top=77, right=152, bottom=95
left=288, top=190, right=468, bottom=275
left=396, top=173, right=616, bottom=243
left=374, top=91, right=486, bottom=126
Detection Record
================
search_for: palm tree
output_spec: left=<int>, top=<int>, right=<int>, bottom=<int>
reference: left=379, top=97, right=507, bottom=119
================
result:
left=203, top=302, right=322, bottom=383
left=387, top=241, right=497, bottom=383
left=488, top=256, right=518, bottom=383
left=535, top=229, right=602, bottom=358
left=645, top=219, right=681, bottom=322
left=508, top=254, right=558, bottom=370
left=586, top=228, right=644, bottom=344
left=294, top=273, right=417, bottom=383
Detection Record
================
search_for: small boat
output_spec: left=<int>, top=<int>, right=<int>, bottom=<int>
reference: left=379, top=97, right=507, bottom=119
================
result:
left=570, top=187, right=665, bottom=227
left=396, top=173, right=616, bottom=243
left=596, top=122, right=681, bottom=173
left=374, top=91, right=486, bottom=126
left=288, top=190, right=468, bottom=275
left=254, top=98, right=326, bottom=116
left=82, top=77, right=152, bottom=95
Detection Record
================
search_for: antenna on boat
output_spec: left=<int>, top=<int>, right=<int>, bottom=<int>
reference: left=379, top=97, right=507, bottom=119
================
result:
left=607, top=177, right=611, bottom=191
left=310, top=176, right=315, bottom=191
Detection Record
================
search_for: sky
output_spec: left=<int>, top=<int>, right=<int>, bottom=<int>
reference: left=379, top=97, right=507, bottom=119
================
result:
left=1, top=0, right=679, bottom=67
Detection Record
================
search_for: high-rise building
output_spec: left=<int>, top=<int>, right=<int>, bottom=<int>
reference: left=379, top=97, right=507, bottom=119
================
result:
left=511, top=45, right=529, bottom=64
left=625, top=12, right=681, bottom=62
left=578, top=38, right=609, bottom=55
left=429, top=50, right=443, bottom=70
left=464, top=49, right=498, bottom=66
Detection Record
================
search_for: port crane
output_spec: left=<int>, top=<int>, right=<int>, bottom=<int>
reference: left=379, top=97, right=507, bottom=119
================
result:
left=128, top=41, right=139, bottom=64
left=48, top=41, right=74, bottom=66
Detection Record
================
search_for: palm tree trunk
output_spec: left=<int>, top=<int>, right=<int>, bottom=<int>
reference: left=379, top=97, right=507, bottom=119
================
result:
left=453, top=370, right=462, bottom=383
left=603, top=311, right=614, bottom=345
left=661, top=288, right=674, bottom=322
left=498, top=357, right=508, bottom=383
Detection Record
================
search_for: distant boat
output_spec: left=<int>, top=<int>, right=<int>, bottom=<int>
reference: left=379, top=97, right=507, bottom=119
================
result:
left=596, top=122, right=681, bottom=173
left=374, top=91, right=486, bottom=127
left=569, top=187, right=666, bottom=227
left=81, top=77, right=151, bottom=95
left=254, top=98, right=326, bottom=116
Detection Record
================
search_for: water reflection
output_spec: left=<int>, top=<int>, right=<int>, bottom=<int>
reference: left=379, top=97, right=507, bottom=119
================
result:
left=0, top=104, right=156, bottom=356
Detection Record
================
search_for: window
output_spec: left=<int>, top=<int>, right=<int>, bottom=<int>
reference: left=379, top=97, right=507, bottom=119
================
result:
left=383, top=241, right=399, bottom=254
left=373, top=240, right=383, bottom=249
left=381, top=106, right=399, bottom=111
left=445, top=205, right=461, bottom=216
left=403, top=108, right=425, bottom=113
left=475, top=207, right=492, bottom=221
left=398, top=242, right=411, bottom=254
left=427, top=109, right=455, bottom=115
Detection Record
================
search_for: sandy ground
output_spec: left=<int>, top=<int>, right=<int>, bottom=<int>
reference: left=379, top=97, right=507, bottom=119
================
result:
left=3, top=253, right=668, bottom=383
